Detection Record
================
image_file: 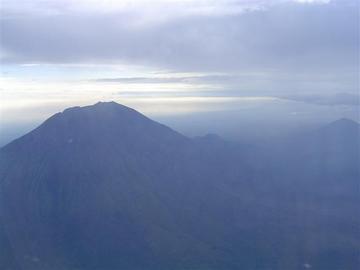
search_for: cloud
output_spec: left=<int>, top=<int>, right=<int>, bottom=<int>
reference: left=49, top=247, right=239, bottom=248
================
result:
left=280, top=93, right=360, bottom=106
left=93, top=74, right=231, bottom=84
left=294, top=0, right=331, bottom=3
left=0, top=1, right=322, bottom=19
left=1, top=0, right=357, bottom=73
left=92, top=71, right=359, bottom=97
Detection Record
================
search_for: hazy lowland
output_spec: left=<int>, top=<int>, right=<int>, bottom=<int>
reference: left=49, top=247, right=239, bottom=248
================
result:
left=0, top=101, right=359, bottom=270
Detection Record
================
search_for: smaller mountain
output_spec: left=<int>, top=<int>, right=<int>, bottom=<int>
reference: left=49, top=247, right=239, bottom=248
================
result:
left=300, top=118, right=359, bottom=172
left=257, top=117, right=360, bottom=192
left=317, top=118, right=360, bottom=143
left=323, top=118, right=359, bottom=130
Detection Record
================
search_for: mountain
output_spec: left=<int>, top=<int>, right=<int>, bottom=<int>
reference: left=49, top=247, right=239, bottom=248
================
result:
left=303, top=118, right=359, bottom=176
left=0, top=102, right=359, bottom=270
left=0, top=102, right=251, bottom=270
left=273, top=118, right=360, bottom=181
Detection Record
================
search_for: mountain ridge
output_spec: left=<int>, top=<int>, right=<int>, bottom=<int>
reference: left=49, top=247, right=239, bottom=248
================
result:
left=0, top=101, right=359, bottom=270
left=2, top=101, right=358, bottom=151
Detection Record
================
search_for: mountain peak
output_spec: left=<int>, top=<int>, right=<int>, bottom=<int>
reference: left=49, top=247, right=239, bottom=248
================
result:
left=326, top=118, right=359, bottom=130
left=2, top=101, right=187, bottom=152
left=95, top=101, right=117, bottom=105
left=93, top=101, right=126, bottom=108
left=331, top=118, right=358, bottom=124
left=62, top=101, right=133, bottom=114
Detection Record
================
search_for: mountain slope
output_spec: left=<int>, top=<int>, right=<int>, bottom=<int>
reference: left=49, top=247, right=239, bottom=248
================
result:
left=0, top=102, right=359, bottom=270
left=0, top=102, right=250, bottom=270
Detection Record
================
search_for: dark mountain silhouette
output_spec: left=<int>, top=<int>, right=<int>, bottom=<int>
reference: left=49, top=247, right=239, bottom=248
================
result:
left=0, top=102, right=359, bottom=270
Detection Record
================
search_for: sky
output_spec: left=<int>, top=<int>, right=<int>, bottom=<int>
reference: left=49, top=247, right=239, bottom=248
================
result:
left=0, top=0, right=359, bottom=144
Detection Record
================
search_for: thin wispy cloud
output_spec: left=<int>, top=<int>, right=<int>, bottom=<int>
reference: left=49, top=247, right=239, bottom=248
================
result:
left=279, top=93, right=360, bottom=106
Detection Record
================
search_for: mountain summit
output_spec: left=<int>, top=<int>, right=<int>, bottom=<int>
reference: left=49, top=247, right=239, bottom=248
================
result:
left=1, top=102, right=359, bottom=270
left=4, top=101, right=187, bottom=153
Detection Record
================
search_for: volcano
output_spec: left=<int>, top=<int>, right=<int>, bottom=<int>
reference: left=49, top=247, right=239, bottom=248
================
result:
left=1, top=102, right=359, bottom=270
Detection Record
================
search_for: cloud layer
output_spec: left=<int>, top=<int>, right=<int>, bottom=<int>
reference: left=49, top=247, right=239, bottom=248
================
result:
left=1, top=0, right=358, bottom=73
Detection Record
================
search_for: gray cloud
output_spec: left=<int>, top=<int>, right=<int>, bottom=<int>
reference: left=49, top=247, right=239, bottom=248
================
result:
left=0, top=0, right=358, bottom=73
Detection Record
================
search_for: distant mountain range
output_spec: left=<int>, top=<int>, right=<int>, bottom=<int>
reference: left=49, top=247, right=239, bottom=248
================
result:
left=1, top=101, right=359, bottom=270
